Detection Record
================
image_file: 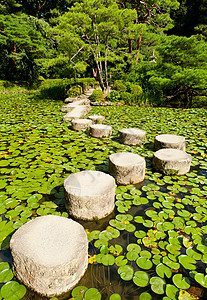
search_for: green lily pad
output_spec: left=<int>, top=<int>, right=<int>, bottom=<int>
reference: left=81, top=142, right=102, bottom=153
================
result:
left=195, top=273, right=207, bottom=288
left=178, top=255, right=196, bottom=270
left=149, top=276, right=165, bottom=294
left=172, top=274, right=190, bottom=289
left=133, top=271, right=150, bottom=287
left=102, top=254, right=115, bottom=266
left=118, top=265, right=134, bottom=281
left=139, top=292, right=152, bottom=300
left=0, top=262, right=13, bottom=283
left=84, top=288, right=101, bottom=300
left=166, top=284, right=179, bottom=300
left=109, top=294, right=121, bottom=300
left=156, top=263, right=172, bottom=279
left=0, top=281, right=27, bottom=299
left=72, top=285, right=88, bottom=298
left=136, top=256, right=153, bottom=270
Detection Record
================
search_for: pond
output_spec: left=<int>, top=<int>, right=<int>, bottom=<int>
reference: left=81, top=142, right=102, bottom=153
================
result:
left=0, top=93, right=207, bottom=299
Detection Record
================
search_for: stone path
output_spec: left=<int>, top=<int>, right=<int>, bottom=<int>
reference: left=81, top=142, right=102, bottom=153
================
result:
left=10, top=87, right=193, bottom=298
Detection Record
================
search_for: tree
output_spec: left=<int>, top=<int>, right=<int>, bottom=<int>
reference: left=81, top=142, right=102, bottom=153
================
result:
left=136, top=35, right=207, bottom=107
left=0, top=13, right=48, bottom=82
left=55, top=0, right=143, bottom=92
left=0, top=0, right=70, bottom=18
left=169, top=0, right=207, bottom=36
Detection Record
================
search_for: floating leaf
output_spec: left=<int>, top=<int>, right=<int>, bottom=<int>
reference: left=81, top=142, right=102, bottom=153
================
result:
left=0, top=281, right=27, bottom=299
left=166, top=284, right=179, bottom=300
left=195, top=273, right=207, bottom=288
left=136, top=257, right=153, bottom=270
left=118, top=265, right=134, bottom=281
left=172, top=274, right=191, bottom=289
left=72, top=285, right=88, bottom=298
left=0, top=262, right=13, bottom=283
left=156, top=263, right=172, bottom=279
left=178, top=255, right=196, bottom=270
left=109, top=294, right=121, bottom=300
left=133, top=271, right=150, bottom=287
left=149, top=277, right=165, bottom=294
left=139, top=292, right=152, bottom=300
left=84, top=288, right=101, bottom=300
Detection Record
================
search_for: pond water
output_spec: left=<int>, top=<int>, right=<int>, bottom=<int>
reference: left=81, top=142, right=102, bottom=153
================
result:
left=0, top=94, right=207, bottom=299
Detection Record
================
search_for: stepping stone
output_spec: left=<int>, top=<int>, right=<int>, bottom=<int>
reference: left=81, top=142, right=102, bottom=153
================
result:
left=90, top=124, right=112, bottom=138
left=154, top=134, right=186, bottom=151
left=88, top=115, right=105, bottom=124
left=10, top=215, right=88, bottom=297
left=109, top=152, right=146, bottom=185
left=153, top=148, right=192, bottom=175
left=64, top=170, right=116, bottom=220
left=119, top=128, right=146, bottom=145
left=72, top=119, right=93, bottom=131
left=63, top=105, right=91, bottom=121
left=61, top=99, right=90, bottom=112
left=65, top=97, right=79, bottom=103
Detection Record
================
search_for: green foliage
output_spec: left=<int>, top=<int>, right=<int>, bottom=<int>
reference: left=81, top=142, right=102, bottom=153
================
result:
left=39, top=79, right=69, bottom=99
left=107, top=90, right=121, bottom=102
left=66, top=85, right=82, bottom=97
left=0, top=13, right=49, bottom=83
left=130, top=84, right=143, bottom=103
left=89, top=90, right=104, bottom=102
left=120, top=92, right=132, bottom=105
left=112, top=80, right=127, bottom=92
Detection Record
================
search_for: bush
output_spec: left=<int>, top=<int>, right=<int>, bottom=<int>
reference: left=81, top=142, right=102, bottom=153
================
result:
left=67, top=85, right=82, bottom=97
left=107, top=90, right=121, bottom=102
left=131, top=84, right=143, bottom=104
left=112, top=80, right=127, bottom=92
left=89, top=90, right=104, bottom=102
left=120, top=92, right=132, bottom=104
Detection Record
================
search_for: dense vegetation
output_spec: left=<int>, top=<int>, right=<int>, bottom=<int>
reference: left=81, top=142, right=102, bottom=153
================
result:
left=0, top=93, right=207, bottom=299
left=0, top=0, right=206, bottom=107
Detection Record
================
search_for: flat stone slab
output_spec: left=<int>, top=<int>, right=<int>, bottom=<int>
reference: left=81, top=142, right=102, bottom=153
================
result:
left=109, top=152, right=146, bottom=185
left=90, top=124, right=112, bottom=138
left=61, top=99, right=90, bottom=112
left=119, top=128, right=146, bottom=145
left=155, top=134, right=186, bottom=151
left=72, top=119, right=93, bottom=131
left=88, top=115, right=105, bottom=124
left=64, top=170, right=116, bottom=220
left=153, top=148, right=192, bottom=175
left=10, top=215, right=88, bottom=297
left=63, top=105, right=91, bottom=121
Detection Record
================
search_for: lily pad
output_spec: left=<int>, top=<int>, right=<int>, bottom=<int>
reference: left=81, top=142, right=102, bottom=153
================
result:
left=149, top=276, right=165, bottom=294
left=133, top=271, right=150, bottom=287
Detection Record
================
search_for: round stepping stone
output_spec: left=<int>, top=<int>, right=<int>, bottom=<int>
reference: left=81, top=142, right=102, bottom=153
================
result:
left=71, top=119, right=93, bottom=131
left=90, top=124, right=112, bottom=138
left=88, top=115, right=105, bottom=124
left=153, top=148, right=192, bottom=175
left=64, top=170, right=116, bottom=220
left=109, top=152, right=146, bottom=185
left=119, top=128, right=146, bottom=145
left=10, top=215, right=88, bottom=297
left=154, top=134, right=186, bottom=151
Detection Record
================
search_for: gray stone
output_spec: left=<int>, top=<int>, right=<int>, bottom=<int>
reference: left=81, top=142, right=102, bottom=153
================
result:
left=64, top=170, right=116, bottom=220
left=65, top=97, right=79, bottom=103
left=90, top=124, right=112, bottom=138
left=154, top=134, right=186, bottom=151
left=109, top=152, right=146, bottom=185
left=63, top=105, right=91, bottom=121
left=153, top=148, right=192, bottom=175
left=119, top=128, right=146, bottom=145
left=61, top=99, right=90, bottom=112
left=10, top=215, right=88, bottom=297
left=88, top=115, right=105, bottom=124
left=72, top=119, right=93, bottom=131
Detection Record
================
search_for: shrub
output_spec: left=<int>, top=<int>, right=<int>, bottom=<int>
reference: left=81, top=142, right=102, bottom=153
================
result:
left=112, top=80, right=127, bottom=92
left=131, top=84, right=143, bottom=104
left=89, top=90, right=104, bottom=102
left=67, top=85, right=82, bottom=97
left=120, top=92, right=132, bottom=104
left=107, top=90, right=121, bottom=102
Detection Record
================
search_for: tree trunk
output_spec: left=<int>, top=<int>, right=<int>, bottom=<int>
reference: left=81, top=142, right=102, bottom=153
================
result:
left=136, top=33, right=142, bottom=61
left=128, top=39, right=132, bottom=53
